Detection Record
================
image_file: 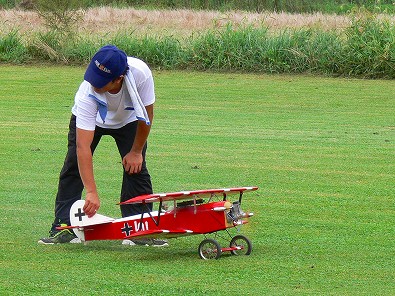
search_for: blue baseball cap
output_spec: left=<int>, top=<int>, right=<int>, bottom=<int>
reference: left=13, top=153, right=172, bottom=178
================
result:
left=84, top=45, right=128, bottom=88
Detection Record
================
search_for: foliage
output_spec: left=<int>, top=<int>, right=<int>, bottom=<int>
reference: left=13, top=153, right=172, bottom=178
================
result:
left=341, top=11, right=395, bottom=78
left=185, top=24, right=269, bottom=71
left=0, top=4, right=395, bottom=79
left=0, top=30, right=29, bottom=63
left=109, top=33, right=183, bottom=69
left=0, top=7, right=394, bottom=78
left=33, top=0, right=84, bottom=35
left=16, top=0, right=85, bottom=64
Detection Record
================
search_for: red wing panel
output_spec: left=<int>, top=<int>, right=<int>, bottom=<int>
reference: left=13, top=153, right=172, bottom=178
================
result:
left=120, top=186, right=258, bottom=205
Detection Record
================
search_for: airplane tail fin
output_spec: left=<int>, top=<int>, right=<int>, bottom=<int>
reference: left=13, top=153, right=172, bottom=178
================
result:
left=69, top=200, right=115, bottom=242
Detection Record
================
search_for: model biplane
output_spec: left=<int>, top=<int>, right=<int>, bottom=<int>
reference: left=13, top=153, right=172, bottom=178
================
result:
left=62, top=186, right=258, bottom=259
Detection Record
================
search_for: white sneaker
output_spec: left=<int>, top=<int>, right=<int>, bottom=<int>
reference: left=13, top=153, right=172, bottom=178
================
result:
left=122, top=239, right=139, bottom=246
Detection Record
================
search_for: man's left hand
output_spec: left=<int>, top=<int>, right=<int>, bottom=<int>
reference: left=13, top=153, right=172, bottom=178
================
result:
left=122, top=151, right=143, bottom=174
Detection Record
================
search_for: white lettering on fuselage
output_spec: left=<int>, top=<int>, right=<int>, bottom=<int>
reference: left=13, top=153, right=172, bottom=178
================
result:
left=134, top=221, right=149, bottom=231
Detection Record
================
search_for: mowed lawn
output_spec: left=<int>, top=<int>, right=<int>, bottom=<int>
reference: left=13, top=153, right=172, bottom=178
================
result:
left=0, top=66, right=394, bottom=295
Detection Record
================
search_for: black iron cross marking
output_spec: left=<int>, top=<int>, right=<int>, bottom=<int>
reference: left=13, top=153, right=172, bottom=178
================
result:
left=121, top=222, right=133, bottom=237
left=74, top=208, right=86, bottom=222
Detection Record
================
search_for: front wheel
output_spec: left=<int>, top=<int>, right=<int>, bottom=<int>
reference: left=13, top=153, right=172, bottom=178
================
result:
left=198, top=239, right=221, bottom=260
left=230, top=235, right=252, bottom=256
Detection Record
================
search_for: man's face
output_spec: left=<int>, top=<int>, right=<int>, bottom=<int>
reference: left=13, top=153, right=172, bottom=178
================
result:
left=93, top=76, right=123, bottom=94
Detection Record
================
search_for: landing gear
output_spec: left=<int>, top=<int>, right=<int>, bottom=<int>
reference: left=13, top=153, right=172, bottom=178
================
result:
left=198, top=235, right=252, bottom=259
left=198, top=239, right=222, bottom=260
left=230, top=235, right=252, bottom=256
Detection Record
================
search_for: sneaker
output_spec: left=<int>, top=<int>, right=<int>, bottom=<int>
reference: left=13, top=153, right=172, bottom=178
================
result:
left=151, top=239, right=169, bottom=247
left=38, top=224, right=81, bottom=245
left=122, top=238, right=168, bottom=247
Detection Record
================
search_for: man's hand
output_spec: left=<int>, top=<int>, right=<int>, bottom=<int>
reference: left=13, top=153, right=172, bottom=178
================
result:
left=122, top=104, right=153, bottom=175
left=122, top=151, right=143, bottom=174
left=83, top=191, right=100, bottom=218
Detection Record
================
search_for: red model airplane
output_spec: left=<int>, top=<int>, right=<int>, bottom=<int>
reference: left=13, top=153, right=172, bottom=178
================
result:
left=63, top=186, right=258, bottom=259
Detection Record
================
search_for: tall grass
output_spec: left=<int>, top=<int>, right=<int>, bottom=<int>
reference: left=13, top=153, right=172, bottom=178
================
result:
left=341, top=13, right=395, bottom=77
left=1, top=10, right=394, bottom=78
left=0, top=29, right=28, bottom=63
left=185, top=25, right=341, bottom=74
left=110, top=33, right=183, bottom=69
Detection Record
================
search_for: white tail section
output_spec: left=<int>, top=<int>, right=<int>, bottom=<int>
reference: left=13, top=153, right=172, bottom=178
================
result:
left=69, top=200, right=115, bottom=242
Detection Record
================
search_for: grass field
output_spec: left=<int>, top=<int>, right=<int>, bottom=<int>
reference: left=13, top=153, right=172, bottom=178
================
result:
left=0, top=66, right=394, bottom=295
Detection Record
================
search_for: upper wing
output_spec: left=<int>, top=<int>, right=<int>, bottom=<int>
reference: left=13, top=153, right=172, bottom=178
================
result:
left=119, top=186, right=258, bottom=205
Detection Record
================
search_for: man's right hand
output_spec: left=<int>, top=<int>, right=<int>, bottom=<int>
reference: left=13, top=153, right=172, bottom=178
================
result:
left=83, top=192, right=100, bottom=218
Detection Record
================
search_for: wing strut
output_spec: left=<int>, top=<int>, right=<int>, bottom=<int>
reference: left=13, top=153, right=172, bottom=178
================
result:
left=138, top=200, right=163, bottom=228
left=193, top=195, right=197, bottom=214
left=239, top=192, right=244, bottom=204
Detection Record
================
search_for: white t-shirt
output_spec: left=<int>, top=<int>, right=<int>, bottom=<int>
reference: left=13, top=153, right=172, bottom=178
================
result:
left=72, top=57, right=155, bottom=130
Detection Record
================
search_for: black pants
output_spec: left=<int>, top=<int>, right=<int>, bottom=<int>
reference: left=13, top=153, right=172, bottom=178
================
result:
left=53, top=115, right=152, bottom=226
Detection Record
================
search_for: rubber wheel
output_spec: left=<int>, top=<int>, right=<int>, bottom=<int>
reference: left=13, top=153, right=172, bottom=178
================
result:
left=198, top=239, right=221, bottom=260
left=230, top=235, right=252, bottom=256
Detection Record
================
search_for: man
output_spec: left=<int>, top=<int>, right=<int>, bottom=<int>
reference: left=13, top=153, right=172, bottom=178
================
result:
left=38, top=45, right=167, bottom=247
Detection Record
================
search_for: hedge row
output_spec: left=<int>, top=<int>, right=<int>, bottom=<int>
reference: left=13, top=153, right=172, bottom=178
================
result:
left=1, top=13, right=394, bottom=78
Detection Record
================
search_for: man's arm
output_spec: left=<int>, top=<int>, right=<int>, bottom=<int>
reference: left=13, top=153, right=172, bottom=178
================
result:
left=76, top=128, right=100, bottom=217
left=122, top=104, right=154, bottom=174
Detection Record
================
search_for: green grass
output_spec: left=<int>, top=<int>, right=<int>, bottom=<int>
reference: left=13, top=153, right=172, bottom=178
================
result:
left=0, top=66, right=394, bottom=295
